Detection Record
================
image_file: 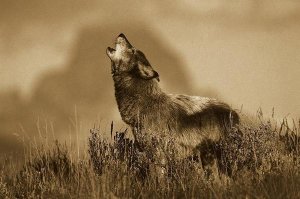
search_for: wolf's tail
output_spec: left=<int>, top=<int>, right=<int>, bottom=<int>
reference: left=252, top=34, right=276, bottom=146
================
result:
left=213, top=102, right=240, bottom=131
left=202, top=100, right=240, bottom=133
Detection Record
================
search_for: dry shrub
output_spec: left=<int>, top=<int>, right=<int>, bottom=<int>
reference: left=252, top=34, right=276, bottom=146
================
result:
left=1, top=115, right=299, bottom=198
left=219, top=121, right=286, bottom=178
left=0, top=175, right=10, bottom=199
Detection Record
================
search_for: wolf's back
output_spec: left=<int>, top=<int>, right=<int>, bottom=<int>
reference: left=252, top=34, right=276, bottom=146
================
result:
left=170, top=94, right=239, bottom=130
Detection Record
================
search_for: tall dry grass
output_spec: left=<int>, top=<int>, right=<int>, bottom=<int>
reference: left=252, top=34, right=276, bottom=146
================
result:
left=0, top=112, right=300, bottom=198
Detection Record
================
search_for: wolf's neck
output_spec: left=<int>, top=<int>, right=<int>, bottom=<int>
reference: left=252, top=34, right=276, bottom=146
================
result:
left=113, top=75, right=164, bottom=125
left=113, top=74, right=163, bottom=96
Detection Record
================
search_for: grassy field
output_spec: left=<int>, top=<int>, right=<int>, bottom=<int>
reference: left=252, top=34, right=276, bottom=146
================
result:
left=0, top=112, right=300, bottom=199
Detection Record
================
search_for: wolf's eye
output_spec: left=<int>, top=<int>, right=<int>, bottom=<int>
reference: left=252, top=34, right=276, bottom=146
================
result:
left=133, top=63, right=138, bottom=69
left=131, top=48, right=136, bottom=54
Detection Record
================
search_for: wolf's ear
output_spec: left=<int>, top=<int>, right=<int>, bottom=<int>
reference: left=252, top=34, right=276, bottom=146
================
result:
left=137, top=63, right=160, bottom=81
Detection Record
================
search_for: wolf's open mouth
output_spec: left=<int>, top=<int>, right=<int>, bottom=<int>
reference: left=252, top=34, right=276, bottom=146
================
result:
left=107, top=47, right=116, bottom=53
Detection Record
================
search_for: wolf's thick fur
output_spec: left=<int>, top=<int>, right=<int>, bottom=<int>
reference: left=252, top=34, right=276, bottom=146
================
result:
left=107, top=34, right=239, bottom=161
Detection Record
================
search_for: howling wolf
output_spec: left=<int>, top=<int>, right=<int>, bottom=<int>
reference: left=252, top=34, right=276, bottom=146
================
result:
left=106, top=33, right=239, bottom=167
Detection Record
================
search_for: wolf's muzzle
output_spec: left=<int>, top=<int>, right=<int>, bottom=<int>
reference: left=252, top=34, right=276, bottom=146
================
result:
left=116, top=33, right=133, bottom=48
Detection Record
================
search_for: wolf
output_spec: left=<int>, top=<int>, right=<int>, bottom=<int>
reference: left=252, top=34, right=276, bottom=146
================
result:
left=106, top=33, right=239, bottom=174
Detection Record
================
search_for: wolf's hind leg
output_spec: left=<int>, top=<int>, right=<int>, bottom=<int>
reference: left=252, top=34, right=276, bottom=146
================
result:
left=197, top=139, right=221, bottom=180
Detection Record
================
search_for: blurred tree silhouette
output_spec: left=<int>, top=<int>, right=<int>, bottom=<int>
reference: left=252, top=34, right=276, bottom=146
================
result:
left=0, top=22, right=198, bottom=152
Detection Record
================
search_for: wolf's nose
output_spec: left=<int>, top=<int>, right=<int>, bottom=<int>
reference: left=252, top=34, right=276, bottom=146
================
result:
left=118, top=33, right=126, bottom=38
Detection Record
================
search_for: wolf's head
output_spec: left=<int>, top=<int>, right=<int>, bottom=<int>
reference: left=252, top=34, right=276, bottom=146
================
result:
left=106, top=33, right=159, bottom=81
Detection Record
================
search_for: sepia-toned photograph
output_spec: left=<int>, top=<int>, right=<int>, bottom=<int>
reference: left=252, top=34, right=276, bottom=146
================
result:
left=0, top=1, right=299, bottom=198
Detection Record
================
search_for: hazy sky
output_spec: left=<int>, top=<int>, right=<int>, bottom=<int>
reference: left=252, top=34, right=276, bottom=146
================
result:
left=0, top=0, right=299, bottom=120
